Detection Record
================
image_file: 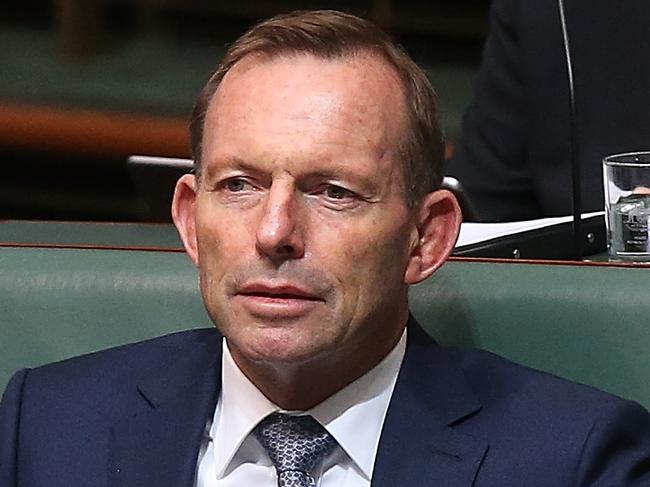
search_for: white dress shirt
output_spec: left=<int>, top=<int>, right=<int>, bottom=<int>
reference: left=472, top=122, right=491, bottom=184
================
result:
left=195, top=330, right=407, bottom=487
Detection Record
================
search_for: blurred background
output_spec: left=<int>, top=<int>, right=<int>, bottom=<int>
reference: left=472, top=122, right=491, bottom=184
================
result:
left=1, top=0, right=489, bottom=222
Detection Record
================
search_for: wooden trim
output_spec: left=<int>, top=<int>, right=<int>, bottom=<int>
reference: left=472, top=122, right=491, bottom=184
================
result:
left=1, top=241, right=646, bottom=269
left=0, top=242, right=185, bottom=253
left=0, top=219, right=176, bottom=227
left=0, top=104, right=190, bottom=158
left=448, top=255, right=649, bottom=269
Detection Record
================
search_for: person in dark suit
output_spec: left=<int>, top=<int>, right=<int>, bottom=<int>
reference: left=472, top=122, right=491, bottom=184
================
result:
left=1, top=10, right=649, bottom=487
left=2, top=319, right=648, bottom=486
left=449, top=0, right=650, bottom=221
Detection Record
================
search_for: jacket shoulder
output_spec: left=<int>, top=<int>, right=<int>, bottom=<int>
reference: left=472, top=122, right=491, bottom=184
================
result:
left=442, top=347, right=650, bottom=484
left=29, top=328, right=220, bottom=383
left=14, top=328, right=220, bottom=418
left=449, top=346, right=642, bottom=413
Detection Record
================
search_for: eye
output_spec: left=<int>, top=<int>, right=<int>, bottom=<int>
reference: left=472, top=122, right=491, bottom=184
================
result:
left=223, top=177, right=251, bottom=192
left=324, top=184, right=354, bottom=200
left=313, top=183, right=362, bottom=210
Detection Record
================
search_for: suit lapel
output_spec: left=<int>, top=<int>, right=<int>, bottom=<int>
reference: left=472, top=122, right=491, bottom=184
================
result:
left=372, top=320, right=488, bottom=487
left=106, top=321, right=487, bottom=486
left=110, top=332, right=222, bottom=487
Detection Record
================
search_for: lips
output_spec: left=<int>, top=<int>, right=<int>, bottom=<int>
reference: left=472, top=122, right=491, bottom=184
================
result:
left=239, top=283, right=321, bottom=299
left=235, top=283, right=324, bottom=318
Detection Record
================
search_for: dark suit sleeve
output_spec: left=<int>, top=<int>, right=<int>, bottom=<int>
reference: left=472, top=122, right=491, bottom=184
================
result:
left=448, top=0, right=541, bottom=221
left=574, top=399, right=650, bottom=486
left=0, top=369, right=30, bottom=487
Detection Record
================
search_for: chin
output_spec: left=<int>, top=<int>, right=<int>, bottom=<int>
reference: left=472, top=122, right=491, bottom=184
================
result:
left=234, top=327, right=333, bottom=366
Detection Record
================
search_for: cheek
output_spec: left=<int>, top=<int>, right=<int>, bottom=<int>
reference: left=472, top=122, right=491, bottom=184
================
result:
left=193, top=209, right=254, bottom=305
left=195, top=202, right=256, bottom=259
left=358, top=235, right=410, bottom=289
left=195, top=223, right=226, bottom=274
left=317, top=219, right=412, bottom=299
left=194, top=217, right=246, bottom=330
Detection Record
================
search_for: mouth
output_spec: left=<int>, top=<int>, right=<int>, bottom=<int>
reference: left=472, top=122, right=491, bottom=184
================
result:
left=238, top=284, right=323, bottom=301
left=235, top=283, right=324, bottom=317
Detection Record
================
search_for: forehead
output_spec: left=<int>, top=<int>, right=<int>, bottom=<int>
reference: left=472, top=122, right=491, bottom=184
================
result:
left=202, top=52, right=408, bottom=168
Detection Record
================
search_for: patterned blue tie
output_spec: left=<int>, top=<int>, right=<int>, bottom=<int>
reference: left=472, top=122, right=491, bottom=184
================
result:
left=253, top=412, right=337, bottom=487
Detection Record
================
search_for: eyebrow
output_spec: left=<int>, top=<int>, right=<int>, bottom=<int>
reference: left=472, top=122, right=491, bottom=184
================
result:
left=207, top=155, right=250, bottom=170
left=202, top=154, right=381, bottom=190
left=202, top=156, right=257, bottom=181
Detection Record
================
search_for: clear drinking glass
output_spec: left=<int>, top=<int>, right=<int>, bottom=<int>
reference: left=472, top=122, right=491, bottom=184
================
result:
left=603, top=151, right=650, bottom=262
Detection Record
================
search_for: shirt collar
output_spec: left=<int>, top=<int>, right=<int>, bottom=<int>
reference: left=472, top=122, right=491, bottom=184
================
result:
left=310, top=329, right=406, bottom=479
left=211, top=329, right=407, bottom=480
left=211, top=341, right=279, bottom=478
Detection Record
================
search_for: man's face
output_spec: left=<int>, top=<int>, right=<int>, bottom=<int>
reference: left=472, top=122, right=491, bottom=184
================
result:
left=174, top=53, right=456, bottom=373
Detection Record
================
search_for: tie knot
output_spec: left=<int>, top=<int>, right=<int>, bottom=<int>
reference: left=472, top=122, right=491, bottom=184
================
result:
left=253, top=413, right=337, bottom=486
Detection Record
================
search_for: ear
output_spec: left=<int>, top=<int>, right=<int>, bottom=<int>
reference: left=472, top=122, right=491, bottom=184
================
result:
left=171, top=174, right=200, bottom=267
left=404, top=189, right=461, bottom=285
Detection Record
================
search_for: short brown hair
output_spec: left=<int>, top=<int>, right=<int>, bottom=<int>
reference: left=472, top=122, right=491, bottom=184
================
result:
left=189, top=9, right=445, bottom=204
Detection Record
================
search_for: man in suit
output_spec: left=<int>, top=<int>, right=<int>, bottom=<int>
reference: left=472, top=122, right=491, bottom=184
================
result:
left=1, top=10, right=649, bottom=487
left=449, top=0, right=650, bottom=221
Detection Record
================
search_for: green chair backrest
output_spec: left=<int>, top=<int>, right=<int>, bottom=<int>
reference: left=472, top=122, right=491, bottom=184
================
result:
left=1, top=244, right=648, bottom=408
left=411, top=260, right=649, bottom=408
left=0, top=246, right=209, bottom=391
left=0, top=220, right=182, bottom=249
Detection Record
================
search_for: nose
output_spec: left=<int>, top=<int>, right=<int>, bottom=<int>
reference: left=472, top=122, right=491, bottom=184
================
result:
left=255, top=181, right=305, bottom=262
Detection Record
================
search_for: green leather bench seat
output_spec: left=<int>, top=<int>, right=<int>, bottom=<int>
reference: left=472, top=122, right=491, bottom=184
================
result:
left=0, top=220, right=182, bottom=249
left=1, top=245, right=648, bottom=409
left=0, top=245, right=210, bottom=393
left=411, top=261, right=650, bottom=408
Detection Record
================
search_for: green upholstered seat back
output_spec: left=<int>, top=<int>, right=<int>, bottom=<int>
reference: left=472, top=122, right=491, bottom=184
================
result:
left=0, top=246, right=210, bottom=391
left=411, top=261, right=650, bottom=408
left=1, top=243, right=648, bottom=408
left=0, top=220, right=182, bottom=249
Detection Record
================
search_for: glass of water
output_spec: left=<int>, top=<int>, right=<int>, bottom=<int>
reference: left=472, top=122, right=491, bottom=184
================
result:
left=603, top=151, right=650, bottom=262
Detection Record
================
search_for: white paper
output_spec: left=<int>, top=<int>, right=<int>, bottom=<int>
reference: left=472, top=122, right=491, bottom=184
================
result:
left=456, top=211, right=605, bottom=248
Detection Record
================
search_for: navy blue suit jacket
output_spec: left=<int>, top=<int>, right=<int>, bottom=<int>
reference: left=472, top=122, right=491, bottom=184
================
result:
left=1, top=321, right=649, bottom=486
